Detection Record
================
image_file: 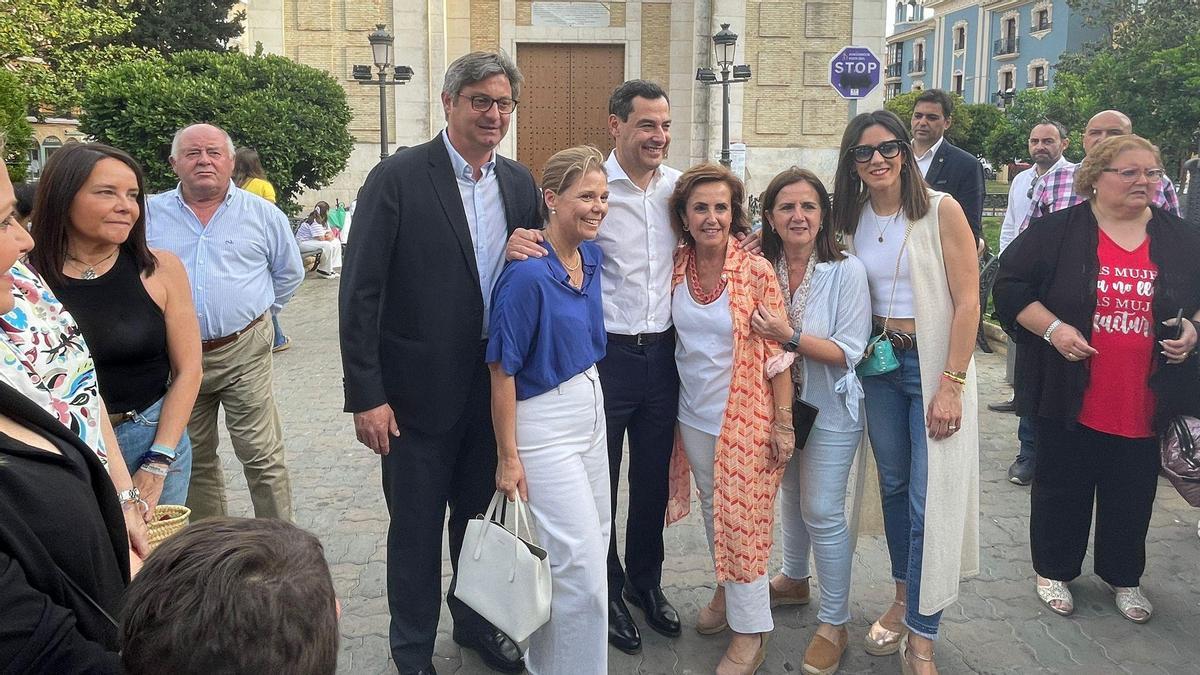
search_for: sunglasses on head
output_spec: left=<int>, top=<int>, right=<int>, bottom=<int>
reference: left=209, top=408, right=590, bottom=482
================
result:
left=848, top=140, right=905, bottom=163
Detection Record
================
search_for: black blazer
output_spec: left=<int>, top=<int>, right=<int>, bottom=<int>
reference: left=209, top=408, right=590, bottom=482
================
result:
left=923, top=140, right=985, bottom=239
left=339, top=134, right=540, bottom=434
left=994, top=203, right=1200, bottom=429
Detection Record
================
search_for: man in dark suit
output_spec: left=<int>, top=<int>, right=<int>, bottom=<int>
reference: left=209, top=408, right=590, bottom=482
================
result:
left=339, top=51, right=539, bottom=675
left=911, top=89, right=986, bottom=252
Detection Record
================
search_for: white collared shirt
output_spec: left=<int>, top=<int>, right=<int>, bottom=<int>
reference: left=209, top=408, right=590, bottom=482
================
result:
left=914, top=136, right=945, bottom=178
left=999, top=155, right=1071, bottom=252
left=595, top=152, right=681, bottom=335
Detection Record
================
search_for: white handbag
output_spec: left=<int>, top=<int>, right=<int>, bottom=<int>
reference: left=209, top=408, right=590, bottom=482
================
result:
left=452, top=491, right=552, bottom=643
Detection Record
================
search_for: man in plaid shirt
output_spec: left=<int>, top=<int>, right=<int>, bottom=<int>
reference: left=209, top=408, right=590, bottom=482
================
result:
left=1020, top=110, right=1180, bottom=234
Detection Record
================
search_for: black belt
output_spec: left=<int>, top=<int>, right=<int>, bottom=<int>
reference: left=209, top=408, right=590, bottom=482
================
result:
left=886, top=330, right=917, bottom=351
left=607, top=327, right=674, bottom=346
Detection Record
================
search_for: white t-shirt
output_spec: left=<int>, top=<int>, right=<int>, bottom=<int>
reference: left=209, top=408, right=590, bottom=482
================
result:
left=853, top=204, right=915, bottom=319
left=672, top=283, right=733, bottom=436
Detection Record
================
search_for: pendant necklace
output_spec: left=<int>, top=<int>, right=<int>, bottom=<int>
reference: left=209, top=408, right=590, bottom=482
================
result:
left=875, top=209, right=900, bottom=243
left=67, top=249, right=119, bottom=280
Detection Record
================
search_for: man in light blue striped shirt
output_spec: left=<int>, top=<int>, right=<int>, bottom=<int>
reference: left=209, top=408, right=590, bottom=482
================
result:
left=147, top=123, right=304, bottom=521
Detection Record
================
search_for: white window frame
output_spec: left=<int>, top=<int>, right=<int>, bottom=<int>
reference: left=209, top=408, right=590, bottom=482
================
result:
left=1031, top=0, right=1053, bottom=37
left=953, top=21, right=968, bottom=55
left=1027, top=58, right=1049, bottom=88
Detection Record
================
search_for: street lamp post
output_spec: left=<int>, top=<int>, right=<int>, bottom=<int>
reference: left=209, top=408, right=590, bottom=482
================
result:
left=353, top=24, right=414, bottom=161
left=695, top=24, right=752, bottom=168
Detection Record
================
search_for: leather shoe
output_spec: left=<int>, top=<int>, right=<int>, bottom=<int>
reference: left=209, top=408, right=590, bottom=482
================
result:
left=609, top=596, right=643, bottom=654
left=624, top=587, right=682, bottom=637
left=987, top=398, right=1016, bottom=413
left=451, top=626, right=524, bottom=673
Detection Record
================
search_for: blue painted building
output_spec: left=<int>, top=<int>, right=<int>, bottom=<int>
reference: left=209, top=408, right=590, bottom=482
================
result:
left=884, top=0, right=1101, bottom=106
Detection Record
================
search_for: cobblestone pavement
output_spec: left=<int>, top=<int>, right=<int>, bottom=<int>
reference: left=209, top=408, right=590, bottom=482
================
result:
left=212, top=276, right=1200, bottom=674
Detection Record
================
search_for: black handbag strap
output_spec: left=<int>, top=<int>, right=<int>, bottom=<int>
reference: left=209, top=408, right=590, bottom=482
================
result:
left=1171, top=416, right=1198, bottom=468
left=53, top=559, right=119, bottom=629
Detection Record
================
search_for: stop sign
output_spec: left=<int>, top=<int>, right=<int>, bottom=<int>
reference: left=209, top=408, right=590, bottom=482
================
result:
left=829, top=46, right=881, bottom=100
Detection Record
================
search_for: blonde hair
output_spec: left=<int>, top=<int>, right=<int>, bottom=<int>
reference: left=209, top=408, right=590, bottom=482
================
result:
left=539, top=145, right=606, bottom=221
left=1075, top=134, right=1162, bottom=197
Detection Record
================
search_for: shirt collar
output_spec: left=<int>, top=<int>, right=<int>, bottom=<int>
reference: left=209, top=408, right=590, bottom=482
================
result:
left=171, top=180, right=237, bottom=208
left=1039, top=155, right=1071, bottom=176
left=913, top=136, right=945, bottom=162
left=442, top=129, right=496, bottom=179
left=604, top=151, right=661, bottom=190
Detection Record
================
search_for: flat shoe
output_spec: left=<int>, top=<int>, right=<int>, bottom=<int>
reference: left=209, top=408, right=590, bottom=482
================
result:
left=1112, top=585, right=1152, bottom=624
left=802, top=626, right=848, bottom=675
left=717, top=633, right=768, bottom=675
left=768, top=574, right=811, bottom=608
left=1035, top=577, right=1073, bottom=616
left=696, top=603, right=728, bottom=635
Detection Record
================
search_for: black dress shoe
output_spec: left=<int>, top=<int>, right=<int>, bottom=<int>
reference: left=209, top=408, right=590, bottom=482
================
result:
left=623, top=587, right=682, bottom=638
left=608, top=596, right=642, bottom=654
left=987, top=398, right=1017, bottom=413
left=452, top=626, right=524, bottom=673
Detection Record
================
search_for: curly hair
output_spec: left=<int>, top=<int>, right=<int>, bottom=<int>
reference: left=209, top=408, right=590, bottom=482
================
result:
left=668, top=163, right=750, bottom=246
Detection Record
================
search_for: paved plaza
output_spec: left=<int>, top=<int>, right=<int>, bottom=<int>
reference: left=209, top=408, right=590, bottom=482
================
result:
left=213, top=276, right=1200, bottom=674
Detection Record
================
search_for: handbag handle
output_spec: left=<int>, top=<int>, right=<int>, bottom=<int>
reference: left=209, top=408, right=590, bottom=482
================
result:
left=473, top=491, right=541, bottom=565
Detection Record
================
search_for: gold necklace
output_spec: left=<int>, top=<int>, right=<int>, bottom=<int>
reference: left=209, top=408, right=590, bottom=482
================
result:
left=67, top=249, right=119, bottom=280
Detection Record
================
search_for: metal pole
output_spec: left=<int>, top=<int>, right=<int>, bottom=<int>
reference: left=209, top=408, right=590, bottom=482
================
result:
left=378, top=68, right=389, bottom=161
left=720, top=64, right=731, bottom=168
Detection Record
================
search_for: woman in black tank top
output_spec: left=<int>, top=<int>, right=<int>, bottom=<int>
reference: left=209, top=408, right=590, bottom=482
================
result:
left=28, top=143, right=202, bottom=514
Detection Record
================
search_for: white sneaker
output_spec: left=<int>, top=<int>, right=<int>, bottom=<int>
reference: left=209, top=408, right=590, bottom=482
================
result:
left=317, top=270, right=340, bottom=279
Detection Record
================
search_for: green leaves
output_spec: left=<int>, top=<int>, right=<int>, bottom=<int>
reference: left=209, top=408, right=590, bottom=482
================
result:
left=0, top=70, right=34, bottom=181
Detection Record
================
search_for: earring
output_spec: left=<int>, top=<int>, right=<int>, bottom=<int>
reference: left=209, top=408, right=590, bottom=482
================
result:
left=551, top=208, right=557, bottom=214
left=683, top=225, right=689, bottom=231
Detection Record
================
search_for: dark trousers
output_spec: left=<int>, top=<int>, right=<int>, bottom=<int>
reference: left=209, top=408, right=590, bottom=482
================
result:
left=597, top=336, right=679, bottom=598
left=1014, top=344, right=1037, bottom=462
left=382, top=355, right=496, bottom=671
left=1030, top=417, right=1159, bottom=588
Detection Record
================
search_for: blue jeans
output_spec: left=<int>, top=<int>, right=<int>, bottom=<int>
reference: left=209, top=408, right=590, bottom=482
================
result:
left=1017, top=416, right=1036, bottom=462
left=271, top=312, right=287, bottom=348
left=114, top=395, right=193, bottom=506
left=862, top=347, right=943, bottom=639
left=779, top=426, right=862, bottom=626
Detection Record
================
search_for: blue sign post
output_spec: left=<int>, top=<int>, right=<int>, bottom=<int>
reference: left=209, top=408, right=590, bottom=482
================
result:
left=829, top=46, right=881, bottom=100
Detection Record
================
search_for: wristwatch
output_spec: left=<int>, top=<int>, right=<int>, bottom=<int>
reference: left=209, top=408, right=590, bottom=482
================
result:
left=117, top=486, right=148, bottom=514
left=782, top=328, right=802, bottom=352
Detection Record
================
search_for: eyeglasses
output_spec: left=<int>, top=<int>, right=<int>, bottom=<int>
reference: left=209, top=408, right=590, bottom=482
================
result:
left=457, top=94, right=518, bottom=114
left=1101, top=167, right=1165, bottom=183
left=848, top=140, right=905, bottom=163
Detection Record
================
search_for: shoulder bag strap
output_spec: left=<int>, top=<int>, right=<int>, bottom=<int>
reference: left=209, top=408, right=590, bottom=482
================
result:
left=879, top=214, right=917, bottom=333
left=52, top=560, right=119, bottom=629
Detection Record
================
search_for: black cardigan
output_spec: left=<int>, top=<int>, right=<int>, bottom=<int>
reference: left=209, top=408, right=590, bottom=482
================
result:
left=993, top=202, right=1200, bottom=429
left=0, top=382, right=129, bottom=674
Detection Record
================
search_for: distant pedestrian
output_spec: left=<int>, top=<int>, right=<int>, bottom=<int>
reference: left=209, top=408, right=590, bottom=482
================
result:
left=995, top=134, right=1200, bottom=624
left=296, top=201, right=343, bottom=278
left=234, top=146, right=293, bottom=352
left=148, top=123, right=304, bottom=521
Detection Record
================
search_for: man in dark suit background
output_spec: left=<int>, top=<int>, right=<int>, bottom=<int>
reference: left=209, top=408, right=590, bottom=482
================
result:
left=911, top=89, right=986, bottom=253
left=339, top=51, right=539, bottom=675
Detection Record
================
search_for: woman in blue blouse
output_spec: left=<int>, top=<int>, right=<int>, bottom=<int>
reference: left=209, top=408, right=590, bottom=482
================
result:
left=488, top=145, right=610, bottom=675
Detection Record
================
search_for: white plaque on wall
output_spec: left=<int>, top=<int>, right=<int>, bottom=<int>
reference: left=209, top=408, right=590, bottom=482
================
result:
left=531, top=1, right=611, bottom=27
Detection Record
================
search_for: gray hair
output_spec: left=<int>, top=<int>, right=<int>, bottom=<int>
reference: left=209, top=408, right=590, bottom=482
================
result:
left=442, top=51, right=523, bottom=101
left=170, top=124, right=236, bottom=160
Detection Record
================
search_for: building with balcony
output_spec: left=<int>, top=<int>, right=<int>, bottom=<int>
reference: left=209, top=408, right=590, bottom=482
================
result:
left=884, top=0, right=1100, bottom=107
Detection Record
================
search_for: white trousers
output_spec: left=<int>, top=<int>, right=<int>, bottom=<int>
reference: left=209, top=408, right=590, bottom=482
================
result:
left=678, top=422, right=773, bottom=634
left=517, top=366, right=611, bottom=675
left=298, top=239, right=342, bottom=274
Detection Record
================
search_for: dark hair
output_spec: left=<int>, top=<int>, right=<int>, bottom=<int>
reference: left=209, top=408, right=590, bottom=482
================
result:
left=914, top=89, right=954, bottom=118
left=831, top=110, right=930, bottom=236
left=1032, top=118, right=1068, bottom=141
left=233, top=147, right=267, bottom=187
left=760, top=167, right=845, bottom=265
left=307, top=200, right=330, bottom=225
left=668, top=163, right=750, bottom=246
left=27, top=143, right=157, bottom=288
left=120, top=518, right=338, bottom=675
left=13, top=182, right=36, bottom=221
left=608, top=79, right=669, bottom=121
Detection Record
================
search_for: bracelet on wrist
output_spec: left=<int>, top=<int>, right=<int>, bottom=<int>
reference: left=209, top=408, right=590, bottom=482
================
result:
left=775, top=405, right=793, bottom=413
left=138, top=462, right=170, bottom=478
left=941, top=369, right=967, bottom=385
left=773, top=422, right=795, bottom=432
left=1042, top=319, right=1062, bottom=344
left=147, top=443, right=177, bottom=464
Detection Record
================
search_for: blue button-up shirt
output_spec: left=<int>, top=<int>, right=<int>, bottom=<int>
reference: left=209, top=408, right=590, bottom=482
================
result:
left=146, top=182, right=304, bottom=340
left=442, top=130, right=507, bottom=335
left=487, top=240, right=607, bottom=400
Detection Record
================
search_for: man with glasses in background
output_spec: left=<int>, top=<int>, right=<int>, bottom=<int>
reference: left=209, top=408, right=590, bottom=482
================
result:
left=339, top=51, right=539, bottom=675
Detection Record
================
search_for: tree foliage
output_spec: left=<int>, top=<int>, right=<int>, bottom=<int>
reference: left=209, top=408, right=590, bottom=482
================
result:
left=884, top=90, right=990, bottom=157
left=121, top=0, right=245, bottom=54
left=80, top=49, right=355, bottom=212
left=982, top=88, right=1086, bottom=167
left=0, top=0, right=152, bottom=117
left=0, top=71, right=34, bottom=182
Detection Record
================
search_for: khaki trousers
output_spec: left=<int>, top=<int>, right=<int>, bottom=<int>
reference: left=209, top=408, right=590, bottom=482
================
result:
left=186, top=315, right=292, bottom=520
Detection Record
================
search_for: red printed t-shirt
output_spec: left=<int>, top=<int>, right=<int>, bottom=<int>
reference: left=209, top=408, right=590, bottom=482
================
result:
left=1077, top=229, right=1158, bottom=438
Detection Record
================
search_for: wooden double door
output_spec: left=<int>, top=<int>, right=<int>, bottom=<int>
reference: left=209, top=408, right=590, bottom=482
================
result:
left=516, top=43, right=625, bottom=182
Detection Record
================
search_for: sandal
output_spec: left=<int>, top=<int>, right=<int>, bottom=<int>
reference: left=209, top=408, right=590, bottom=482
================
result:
left=1035, top=576, right=1073, bottom=616
left=1112, top=585, right=1152, bottom=624
left=899, top=634, right=935, bottom=675
left=864, top=600, right=908, bottom=656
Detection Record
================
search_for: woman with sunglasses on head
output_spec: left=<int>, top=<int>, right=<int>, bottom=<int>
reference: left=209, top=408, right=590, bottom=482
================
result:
left=994, top=135, right=1200, bottom=625
left=830, top=110, right=979, bottom=675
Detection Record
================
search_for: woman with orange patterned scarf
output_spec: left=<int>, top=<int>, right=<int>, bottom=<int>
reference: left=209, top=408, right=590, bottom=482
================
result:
left=665, top=163, right=794, bottom=675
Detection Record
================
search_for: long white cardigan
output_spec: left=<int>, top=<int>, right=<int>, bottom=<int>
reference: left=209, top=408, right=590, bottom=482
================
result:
left=850, top=190, right=980, bottom=615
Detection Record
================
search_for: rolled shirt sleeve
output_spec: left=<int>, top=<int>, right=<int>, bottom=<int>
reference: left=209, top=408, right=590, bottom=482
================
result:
left=486, top=263, right=542, bottom=378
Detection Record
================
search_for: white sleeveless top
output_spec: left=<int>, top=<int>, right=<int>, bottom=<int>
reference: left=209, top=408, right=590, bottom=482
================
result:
left=852, top=203, right=915, bottom=319
left=672, top=284, right=733, bottom=436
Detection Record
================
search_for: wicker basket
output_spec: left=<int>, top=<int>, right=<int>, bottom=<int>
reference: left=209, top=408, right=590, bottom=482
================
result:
left=147, top=504, right=191, bottom=550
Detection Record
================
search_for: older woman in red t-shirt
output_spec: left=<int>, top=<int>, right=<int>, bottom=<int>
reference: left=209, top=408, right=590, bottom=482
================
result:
left=995, top=135, right=1200, bottom=625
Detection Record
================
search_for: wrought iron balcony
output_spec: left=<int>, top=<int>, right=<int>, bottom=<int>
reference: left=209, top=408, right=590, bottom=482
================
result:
left=993, top=37, right=1019, bottom=57
left=886, top=62, right=903, bottom=78
left=908, top=58, right=926, bottom=73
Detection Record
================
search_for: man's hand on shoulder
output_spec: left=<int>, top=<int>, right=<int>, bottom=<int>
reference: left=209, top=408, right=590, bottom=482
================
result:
left=353, top=403, right=401, bottom=455
left=736, top=230, right=764, bottom=257
left=506, top=228, right=547, bottom=261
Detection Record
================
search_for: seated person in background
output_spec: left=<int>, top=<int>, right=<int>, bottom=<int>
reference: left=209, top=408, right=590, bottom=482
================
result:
left=296, top=201, right=343, bottom=279
left=120, top=517, right=339, bottom=675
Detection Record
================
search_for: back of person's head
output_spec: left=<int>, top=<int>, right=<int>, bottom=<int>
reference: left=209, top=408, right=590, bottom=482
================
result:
left=120, top=517, right=338, bottom=675
left=233, top=147, right=267, bottom=186
left=13, top=182, right=36, bottom=224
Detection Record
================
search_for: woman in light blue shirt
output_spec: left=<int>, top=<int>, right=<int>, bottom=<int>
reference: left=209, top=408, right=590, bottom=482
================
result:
left=750, top=166, right=871, bottom=675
